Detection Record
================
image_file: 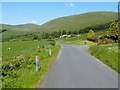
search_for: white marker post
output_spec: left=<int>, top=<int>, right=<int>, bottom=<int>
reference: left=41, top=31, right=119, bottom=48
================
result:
left=38, top=45, right=40, bottom=49
left=36, top=56, right=40, bottom=71
left=49, top=49, right=52, bottom=56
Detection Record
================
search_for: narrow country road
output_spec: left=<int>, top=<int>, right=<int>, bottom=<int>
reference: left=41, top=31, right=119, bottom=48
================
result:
left=40, top=44, right=118, bottom=88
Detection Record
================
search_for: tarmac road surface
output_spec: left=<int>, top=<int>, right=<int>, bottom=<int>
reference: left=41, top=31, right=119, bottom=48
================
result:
left=40, top=44, right=118, bottom=88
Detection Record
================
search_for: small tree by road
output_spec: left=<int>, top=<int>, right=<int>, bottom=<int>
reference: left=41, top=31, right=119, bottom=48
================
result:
left=87, top=29, right=95, bottom=39
left=108, top=22, right=118, bottom=42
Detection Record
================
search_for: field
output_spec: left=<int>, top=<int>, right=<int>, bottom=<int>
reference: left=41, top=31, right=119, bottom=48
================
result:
left=59, top=34, right=95, bottom=45
left=59, top=34, right=86, bottom=43
left=2, top=40, right=61, bottom=88
left=2, top=41, right=52, bottom=57
left=89, top=44, right=119, bottom=73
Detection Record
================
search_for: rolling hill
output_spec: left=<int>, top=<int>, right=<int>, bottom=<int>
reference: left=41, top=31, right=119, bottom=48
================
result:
left=1, top=11, right=118, bottom=41
left=34, top=11, right=117, bottom=33
left=1, top=23, right=40, bottom=31
left=0, top=24, right=40, bottom=41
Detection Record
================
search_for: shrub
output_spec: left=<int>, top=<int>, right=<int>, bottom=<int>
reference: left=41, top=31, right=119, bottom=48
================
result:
left=87, top=38, right=98, bottom=42
left=47, top=39, right=55, bottom=41
left=97, top=38, right=114, bottom=45
left=50, top=42, right=55, bottom=46
left=87, top=29, right=95, bottom=39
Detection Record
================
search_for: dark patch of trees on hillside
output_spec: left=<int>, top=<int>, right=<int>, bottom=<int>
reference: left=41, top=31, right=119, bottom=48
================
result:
left=0, top=29, right=7, bottom=34
left=48, top=21, right=116, bottom=39
left=81, top=21, right=114, bottom=33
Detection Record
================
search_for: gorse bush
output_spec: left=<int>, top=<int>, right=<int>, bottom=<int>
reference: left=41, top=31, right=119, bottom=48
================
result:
left=87, top=29, right=95, bottom=39
left=97, top=38, right=115, bottom=45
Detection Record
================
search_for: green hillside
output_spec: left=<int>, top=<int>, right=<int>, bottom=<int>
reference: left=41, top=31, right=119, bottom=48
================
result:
left=1, top=24, right=40, bottom=41
left=1, top=23, right=40, bottom=31
left=35, top=11, right=117, bottom=33
left=1, top=11, right=117, bottom=41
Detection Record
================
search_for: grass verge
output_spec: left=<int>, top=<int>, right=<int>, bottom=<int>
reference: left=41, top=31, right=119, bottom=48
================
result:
left=64, top=40, right=95, bottom=45
left=2, top=41, right=61, bottom=88
left=89, top=44, right=119, bottom=73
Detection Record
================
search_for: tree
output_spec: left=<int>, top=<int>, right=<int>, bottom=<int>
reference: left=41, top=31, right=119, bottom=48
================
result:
left=108, top=22, right=118, bottom=42
left=44, top=33, right=49, bottom=39
left=68, top=31, right=71, bottom=35
left=62, top=30, right=66, bottom=35
left=87, top=29, right=95, bottom=39
left=72, top=30, right=78, bottom=35
left=41, top=32, right=44, bottom=39
left=33, top=35, right=38, bottom=40
left=108, top=22, right=118, bottom=37
left=51, top=31, right=61, bottom=38
left=79, top=29, right=82, bottom=34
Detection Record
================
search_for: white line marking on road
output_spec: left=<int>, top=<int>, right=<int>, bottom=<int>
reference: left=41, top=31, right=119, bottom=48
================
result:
left=56, top=49, right=62, bottom=60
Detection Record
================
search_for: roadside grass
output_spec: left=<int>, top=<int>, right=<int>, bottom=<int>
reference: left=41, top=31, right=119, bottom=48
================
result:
left=60, top=37, right=95, bottom=45
left=64, top=40, right=95, bottom=45
left=89, top=44, right=119, bottom=73
left=2, top=41, right=61, bottom=88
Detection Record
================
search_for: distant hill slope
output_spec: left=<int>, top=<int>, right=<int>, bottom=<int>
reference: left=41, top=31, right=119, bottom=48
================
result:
left=1, top=24, right=40, bottom=41
left=34, top=11, right=117, bottom=33
left=1, top=11, right=118, bottom=41
left=11, top=24, right=40, bottom=31
left=1, top=23, right=40, bottom=31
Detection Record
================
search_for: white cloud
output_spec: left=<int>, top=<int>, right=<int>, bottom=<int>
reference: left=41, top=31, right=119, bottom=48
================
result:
left=31, top=20, right=37, bottom=24
left=66, top=2, right=74, bottom=7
